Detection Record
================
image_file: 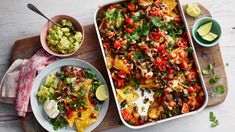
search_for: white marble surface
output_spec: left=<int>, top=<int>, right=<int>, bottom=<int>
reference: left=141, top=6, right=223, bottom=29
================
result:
left=0, top=0, right=235, bottom=132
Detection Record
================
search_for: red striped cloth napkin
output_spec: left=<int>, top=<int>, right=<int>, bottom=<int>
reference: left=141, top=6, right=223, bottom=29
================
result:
left=0, top=49, right=57, bottom=117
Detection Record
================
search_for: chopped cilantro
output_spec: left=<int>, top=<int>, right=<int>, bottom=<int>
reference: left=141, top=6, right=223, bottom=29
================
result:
left=130, top=79, right=139, bottom=90
left=201, top=69, right=209, bottom=75
left=151, top=17, right=162, bottom=27
left=209, top=112, right=219, bottom=127
left=133, top=51, right=143, bottom=60
left=150, top=41, right=155, bottom=45
left=130, top=0, right=137, bottom=3
left=124, top=89, right=131, bottom=94
left=208, top=64, right=215, bottom=75
left=187, top=47, right=193, bottom=53
left=211, top=85, right=225, bottom=97
left=51, top=115, right=68, bottom=130
left=209, top=76, right=220, bottom=84
left=155, top=89, right=164, bottom=95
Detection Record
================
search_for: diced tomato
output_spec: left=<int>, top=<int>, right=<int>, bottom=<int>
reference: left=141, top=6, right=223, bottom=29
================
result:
left=187, top=71, right=197, bottom=82
left=118, top=70, right=126, bottom=78
left=179, top=51, right=187, bottom=59
left=177, top=39, right=188, bottom=49
left=125, top=18, right=134, bottom=25
left=121, top=110, right=139, bottom=126
left=182, top=32, right=189, bottom=40
left=181, top=103, right=189, bottom=113
left=124, top=27, right=134, bottom=33
left=103, top=42, right=111, bottom=51
left=121, top=110, right=131, bottom=121
left=161, top=51, right=172, bottom=60
left=127, top=51, right=135, bottom=59
left=158, top=60, right=166, bottom=71
left=150, top=8, right=159, bottom=16
left=140, top=45, right=149, bottom=51
left=67, top=110, right=74, bottom=119
left=181, top=60, right=188, bottom=70
left=194, top=84, right=202, bottom=91
left=64, top=102, right=71, bottom=111
left=164, top=87, right=173, bottom=94
left=167, top=68, right=174, bottom=79
left=149, top=32, right=163, bottom=42
left=154, top=57, right=163, bottom=65
left=154, top=0, right=162, bottom=6
left=187, top=87, right=197, bottom=93
left=127, top=3, right=136, bottom=12
left=115, top=79, right=124, bottom=88
left=129, top=45, right=137, bottom=50
left=113, top=40, right=122, bottom=49
left=76, top=70, right=84, bottom=77
left=157, top=44, right=165, bottom=52
left=196, top=96, right=204, bottom=103
left=114, top=40, right=126, bottom=49
left=108, top=4, right=119, bottom=9
left=174, top=15, right=182, bottom=24
left=195, top=103, right=201, bottom=109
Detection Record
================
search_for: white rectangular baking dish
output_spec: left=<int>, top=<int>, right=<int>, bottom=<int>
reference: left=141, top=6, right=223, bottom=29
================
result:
left=94, top=0, right=208, bottom=129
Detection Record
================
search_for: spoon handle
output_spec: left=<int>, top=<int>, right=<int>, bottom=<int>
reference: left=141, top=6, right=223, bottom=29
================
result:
left=27, top=3, right=60, bottom=27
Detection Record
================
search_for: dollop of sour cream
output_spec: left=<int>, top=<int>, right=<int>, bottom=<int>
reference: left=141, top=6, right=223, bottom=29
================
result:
left=44, top=99, right=59, bottom=118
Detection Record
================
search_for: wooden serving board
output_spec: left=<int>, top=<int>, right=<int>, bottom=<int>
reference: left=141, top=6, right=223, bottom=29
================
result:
left=9, top=3, right=227, bottom=132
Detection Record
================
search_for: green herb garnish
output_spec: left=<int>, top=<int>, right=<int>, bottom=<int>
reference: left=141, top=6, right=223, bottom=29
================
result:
left=133, top=51, right=143, bottom=61
left=124, top=89, right=131, bottom=94
left=130, top=79, right=139, bottom=90
left=155, top=89, right=164, bottom=95
left=187, top=47, right=193, bottom=53
left=209, top=76, right=220, bottom=84
left=51, top=115, right=68, bottom=130
left=201, top=69, right=209, bottom=75
left=211, top=85, right=225, bottom=97
left=209, top=112, right=219, bottom=127
left=151, top=17, right=162, bottom=27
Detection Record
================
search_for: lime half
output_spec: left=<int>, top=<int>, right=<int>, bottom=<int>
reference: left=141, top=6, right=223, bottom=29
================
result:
left=96, top=85, right=108, bottom=101
left=186, top=3, right=201, bottom=17
left=197, top=22, right=213, bottom=37
left=202, top=32, right=218, bottom=41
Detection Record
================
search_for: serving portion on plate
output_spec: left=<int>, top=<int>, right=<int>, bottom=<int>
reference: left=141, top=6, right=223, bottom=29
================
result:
left=30, top=58, right=109, bottom=132
left=95, top=0, right=208, bottom=129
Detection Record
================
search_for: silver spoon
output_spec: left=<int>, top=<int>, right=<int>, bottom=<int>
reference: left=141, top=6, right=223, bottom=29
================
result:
left=27, top=3, right=76, bottom=34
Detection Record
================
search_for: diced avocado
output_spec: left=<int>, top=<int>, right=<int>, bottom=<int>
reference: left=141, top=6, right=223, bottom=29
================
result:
left=37, top=85, right=49, bottom=103
left=44, top=74, right=57, bottom=88
left=47, top=19, right=83, bottom=54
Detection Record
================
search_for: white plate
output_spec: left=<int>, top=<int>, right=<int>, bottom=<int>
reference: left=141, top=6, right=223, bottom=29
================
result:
left=30, top=58, right=109, bottom=132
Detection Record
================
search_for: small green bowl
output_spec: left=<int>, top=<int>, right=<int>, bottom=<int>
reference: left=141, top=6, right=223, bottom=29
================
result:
left=192, top=17, right=221, bottom=47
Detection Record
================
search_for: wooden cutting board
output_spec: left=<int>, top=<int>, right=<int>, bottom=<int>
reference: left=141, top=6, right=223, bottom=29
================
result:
left=10, top=3, right=227, bottom=132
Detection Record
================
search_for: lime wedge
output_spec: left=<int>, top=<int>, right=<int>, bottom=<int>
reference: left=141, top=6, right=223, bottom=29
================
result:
left=197, top=22, right=213, bottom=37
left=96, top=85, right=108, bottom=101
left=186, top=3, right=201, bottom=17
left=202, top=32, right=218, bottom=41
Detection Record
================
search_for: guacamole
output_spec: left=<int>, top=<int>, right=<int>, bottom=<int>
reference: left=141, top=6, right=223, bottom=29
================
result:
left=47, top=19, right=82, bottom=54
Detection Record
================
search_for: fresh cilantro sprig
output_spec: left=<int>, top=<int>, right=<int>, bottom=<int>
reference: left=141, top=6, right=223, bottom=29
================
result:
left=209, top=112, right=219, bottom=127
left=211, top=85, right=225, bottom=97
left=209, top=76, right=220, bottom=84
left=201, top=64, right=214, bottom=75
